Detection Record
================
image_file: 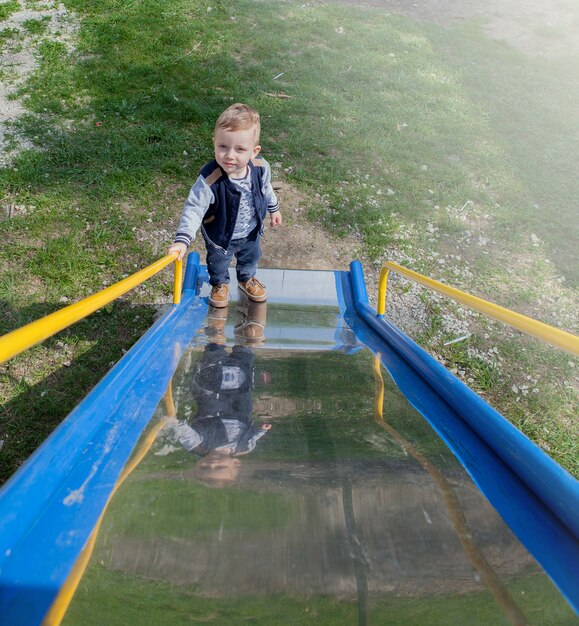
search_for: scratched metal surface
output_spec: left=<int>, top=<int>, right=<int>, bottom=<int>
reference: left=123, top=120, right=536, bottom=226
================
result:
left=62, top=294, right=575, bottom=626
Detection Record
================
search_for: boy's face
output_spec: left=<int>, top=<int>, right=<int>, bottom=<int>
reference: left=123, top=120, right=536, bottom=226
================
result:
left=195, top=450, right=241, bottom=486
left=214, top=127, right=260, bottom=179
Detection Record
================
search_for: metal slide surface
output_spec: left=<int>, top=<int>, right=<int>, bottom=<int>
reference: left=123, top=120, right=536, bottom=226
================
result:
left=54, top=268, right=575, bottom=626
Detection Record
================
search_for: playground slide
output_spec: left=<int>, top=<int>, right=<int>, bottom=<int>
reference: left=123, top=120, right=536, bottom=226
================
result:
left=0, top=254, right=577, bottom=625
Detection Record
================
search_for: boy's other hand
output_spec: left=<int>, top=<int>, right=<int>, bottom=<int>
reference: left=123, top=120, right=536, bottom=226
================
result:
left=168, top=242, right=187, bottom=260
left=269, top=210, right=282, bottom=228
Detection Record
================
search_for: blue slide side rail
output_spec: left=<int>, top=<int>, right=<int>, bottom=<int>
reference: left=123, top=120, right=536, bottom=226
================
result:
left=0, top=256, right=577, bottom=623
left=343, top=260, right=579, bottom=612
left=0, top=255, right=206, bottom=626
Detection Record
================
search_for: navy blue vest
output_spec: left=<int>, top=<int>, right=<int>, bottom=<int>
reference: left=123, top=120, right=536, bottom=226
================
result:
left=200, top=159, right=269, bottom=252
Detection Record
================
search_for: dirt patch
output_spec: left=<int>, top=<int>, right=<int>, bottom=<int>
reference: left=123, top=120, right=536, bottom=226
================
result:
left=0, top=0, right=78, bottom=166
left=178, top=179, right=428, bottom=334
left=182, top=180, right=365, bottom=274
left=138, top=179, right=369, bottom=291
left=258, top=183, right=430, bottom=332
left=331, top=0, right=579, bottom=58
left=260, top=181, right=363, bottom=271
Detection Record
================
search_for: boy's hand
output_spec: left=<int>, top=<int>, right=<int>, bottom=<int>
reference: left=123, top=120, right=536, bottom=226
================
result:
left=261, top=423, right=272, bottom=431
left=168, top=242, right=187, bottom=260
left=269, top=210, right=282, bottom=228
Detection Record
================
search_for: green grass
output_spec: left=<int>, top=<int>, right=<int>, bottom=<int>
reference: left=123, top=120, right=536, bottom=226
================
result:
left=0, top=301, right=156, bottom=483
left=415, top=303, right=578, bottom=474
left=63, top=564, right=577, bottom=626
left=0, top=26, right=18, bottom=45
left=102, top=476, right=295, bottom=538
left=22, top=16, right=50, bottom=36
left=0, top=0, right=19, bottom=21
left=426, top=21, right=579, bottom=287
left=0, top=0, right=577, bottom=480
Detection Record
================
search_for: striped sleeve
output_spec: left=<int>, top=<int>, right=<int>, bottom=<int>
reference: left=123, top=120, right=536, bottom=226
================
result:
left=260, top=158, right=280, bottom=213
left=174, top=175, right=214, bottom=247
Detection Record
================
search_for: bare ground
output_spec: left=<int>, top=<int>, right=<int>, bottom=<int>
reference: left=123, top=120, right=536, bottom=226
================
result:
left=0, top=0, right=78, bottom=166
left=185, top=180, right=386, bottom=306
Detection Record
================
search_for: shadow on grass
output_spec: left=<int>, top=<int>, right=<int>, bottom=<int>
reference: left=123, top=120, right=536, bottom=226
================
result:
left=0, top=1, right=241, bottom=480
left=0, top=299, right=156, bottom=485
left=1, top=0, right=245, bottom=200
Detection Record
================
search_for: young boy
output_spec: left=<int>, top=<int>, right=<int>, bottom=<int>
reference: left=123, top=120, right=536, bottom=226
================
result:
left=168, top=103, right=282, bottom=308
left=163, top=341, right=272, bottom=486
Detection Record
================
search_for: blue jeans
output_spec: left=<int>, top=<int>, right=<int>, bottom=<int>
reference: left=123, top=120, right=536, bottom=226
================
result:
left=205, top=228, right=261, bottom=286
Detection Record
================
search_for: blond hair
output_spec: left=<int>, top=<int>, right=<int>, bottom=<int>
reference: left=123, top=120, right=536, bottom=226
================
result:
left=214, top=103, right=261, bottom=144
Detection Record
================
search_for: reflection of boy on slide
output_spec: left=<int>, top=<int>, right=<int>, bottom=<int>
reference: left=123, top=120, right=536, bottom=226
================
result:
left=165, top=343, right=271, bottom=486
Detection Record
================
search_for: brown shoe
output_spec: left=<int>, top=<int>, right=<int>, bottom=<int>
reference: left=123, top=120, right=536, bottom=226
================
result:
left=209, top=284, right=229, bottom=308
left=205, top=306, right=228, bottom=343
left=238, top=276, right=267, bottom=302
left=234, top=320, right=265, bottom=343
left=235, top=299, right=267, bottom=343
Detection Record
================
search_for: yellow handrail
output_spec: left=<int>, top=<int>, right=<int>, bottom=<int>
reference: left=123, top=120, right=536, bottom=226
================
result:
left=378, top=261, right=579, bottom=356
left=173, top=257, right=183, bottom=305
left=0, top=254, right=183, bottom=365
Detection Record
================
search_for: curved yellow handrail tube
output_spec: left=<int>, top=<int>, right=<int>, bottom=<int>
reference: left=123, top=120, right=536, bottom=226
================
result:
left=173, top=258, right=183, bottom=305
left=378, top=262, right=579, bottom=356
left=0, top=253, right=180, bottom=365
